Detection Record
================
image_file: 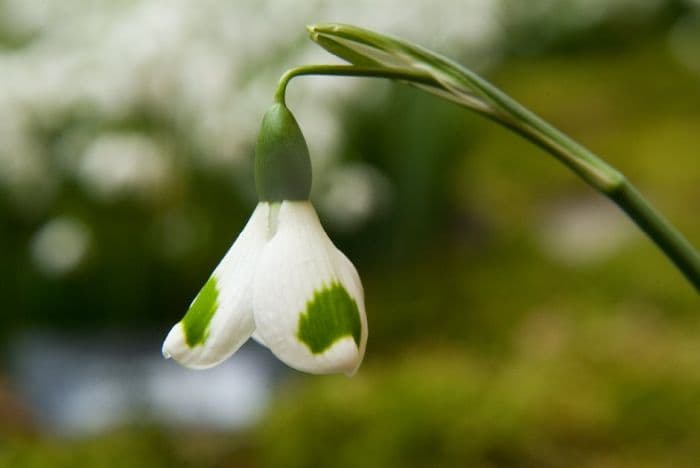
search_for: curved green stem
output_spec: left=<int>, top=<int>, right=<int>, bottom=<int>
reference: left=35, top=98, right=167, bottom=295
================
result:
left=499, top=114, right=700, bottom=290
left=275, top=65, right=446, bottom=105
left=274, top=63, right=700, bottom=292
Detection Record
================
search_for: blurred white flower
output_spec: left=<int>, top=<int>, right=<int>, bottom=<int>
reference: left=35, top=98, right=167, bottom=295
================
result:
left=0, top=0, right=502, bottom=202
left=537, top=196, right=635, bottom=267
left=0, top=0, right=670, bottom=219
left=30, top=216, right=91, bottom=276
left=317, top=163, right=391, bottom=232
left=78, top=133, right=172, bottom=202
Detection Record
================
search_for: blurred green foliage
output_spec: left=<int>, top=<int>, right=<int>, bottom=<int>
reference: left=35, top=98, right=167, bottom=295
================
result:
left=2, top=2, right=700, bottom=467
left=0, top=429, right=253, bottom=468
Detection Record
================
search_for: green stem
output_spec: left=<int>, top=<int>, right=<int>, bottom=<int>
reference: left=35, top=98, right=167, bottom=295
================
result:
left=275, top=65, right=446, bottom=105
left=500, top=115, right=700, bottom=290
left=610, top=184, right=700, bottom=288
left=275, top=65, right=700, bottom=292
left=410, top=51, right=700, bottom=291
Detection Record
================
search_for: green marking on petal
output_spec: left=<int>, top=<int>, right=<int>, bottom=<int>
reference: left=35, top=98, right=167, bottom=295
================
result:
left=182, top=276, right=219, bottom=347
left=297, top=282, right=361, bottom=354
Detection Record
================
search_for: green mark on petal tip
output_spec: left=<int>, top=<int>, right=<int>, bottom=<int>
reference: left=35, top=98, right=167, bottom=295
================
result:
left=182, top=276, right=219, bottom=347
left=297, top=282, right=361, bottom=354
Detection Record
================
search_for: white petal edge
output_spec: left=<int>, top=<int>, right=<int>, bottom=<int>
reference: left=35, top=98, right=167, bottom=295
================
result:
left=251, top=330, right=268, bottom=348
left=162, top=202, right=270, bottom=369
left=252, top=201, right=367, bottom=376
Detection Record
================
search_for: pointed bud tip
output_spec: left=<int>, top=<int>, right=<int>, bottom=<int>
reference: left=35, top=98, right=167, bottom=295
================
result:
left=306, top=23, right=327, bottom=32
left=306, top=23, right=345, bottom=38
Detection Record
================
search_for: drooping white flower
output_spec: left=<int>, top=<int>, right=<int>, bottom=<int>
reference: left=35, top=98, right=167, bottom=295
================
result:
left=163, top=102, right=367, bottom=375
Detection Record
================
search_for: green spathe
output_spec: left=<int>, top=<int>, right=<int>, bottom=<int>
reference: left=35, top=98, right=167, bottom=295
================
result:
left=297, top=282, right=362, bottom=354
left=182, top=276, right=219, bottom=347
left=255, top=102, right=312, bottom=202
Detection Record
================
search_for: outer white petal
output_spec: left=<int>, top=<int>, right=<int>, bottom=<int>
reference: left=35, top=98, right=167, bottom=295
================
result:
left=162, top=202, right=270, bottom=369
left=253, top=201, right=367, bottom=376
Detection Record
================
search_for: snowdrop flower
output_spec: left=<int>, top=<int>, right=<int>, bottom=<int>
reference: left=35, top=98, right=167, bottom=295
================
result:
left=163, top=103, right=367, bottom=375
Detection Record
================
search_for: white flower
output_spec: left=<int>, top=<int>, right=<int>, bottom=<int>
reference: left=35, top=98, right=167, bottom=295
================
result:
left=165, top=99, right=367, bottom=376
left=162, top=200, right=367, bottom=376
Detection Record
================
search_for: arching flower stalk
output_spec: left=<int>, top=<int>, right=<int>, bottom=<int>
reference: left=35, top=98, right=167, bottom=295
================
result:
left=299, top=23, right=700, bottom=291
left=163, top=103, right=367, bottom=376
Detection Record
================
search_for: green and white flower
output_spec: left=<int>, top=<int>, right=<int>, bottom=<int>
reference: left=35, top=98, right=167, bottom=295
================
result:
left=163, top=103, right=367, bottom=376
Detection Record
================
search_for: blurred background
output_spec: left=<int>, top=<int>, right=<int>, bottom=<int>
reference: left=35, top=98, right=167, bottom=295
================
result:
left=1, top=0, right=700, bottom=466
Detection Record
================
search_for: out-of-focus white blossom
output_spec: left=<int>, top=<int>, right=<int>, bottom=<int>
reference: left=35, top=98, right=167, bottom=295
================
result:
left=0, top=0, right=674, bottom=225
left=317, top=163, right=392, bottom=232
left=536, top=196, right=635, bottom=267
left=30, top=216, right=91, bottom=276
left=0, top=0, right=501, bottom=208
left=78, top=133, right=172, bottom=202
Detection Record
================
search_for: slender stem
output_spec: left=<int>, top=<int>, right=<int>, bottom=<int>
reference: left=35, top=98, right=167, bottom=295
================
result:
left=460, top=76, right=626, bottom=190
left=611, top=184, right=700, bottom=287
left=421, top=58, right=700, bottom=291
left=275, top=64, right=700, bottom=291
left=275, top=65, right=441, bottom=104
left=501, top=117, right=700, bottom=290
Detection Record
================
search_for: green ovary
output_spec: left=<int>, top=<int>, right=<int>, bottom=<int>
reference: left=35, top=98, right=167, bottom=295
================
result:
left=297, top=282, right=361, bottom=354
left=182, top=276, right=219, bottom=347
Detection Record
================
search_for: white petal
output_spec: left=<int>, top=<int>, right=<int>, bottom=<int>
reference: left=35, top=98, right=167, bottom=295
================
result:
left=253, top=201, right=367, bottom=376
left=162, top=202, right=270, bottom=369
